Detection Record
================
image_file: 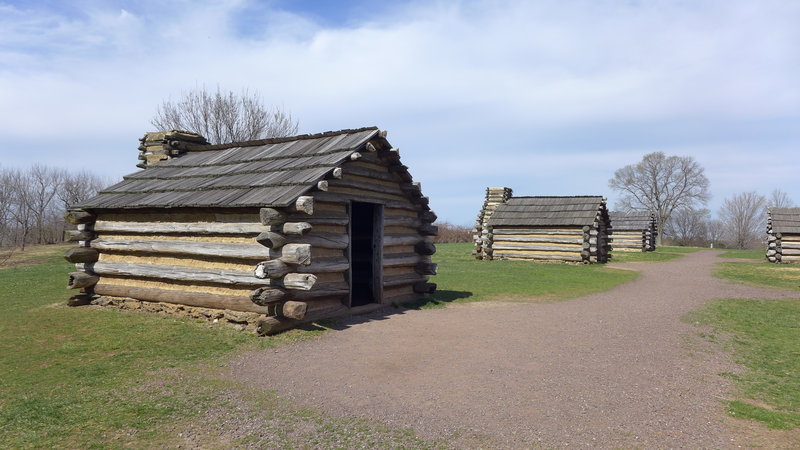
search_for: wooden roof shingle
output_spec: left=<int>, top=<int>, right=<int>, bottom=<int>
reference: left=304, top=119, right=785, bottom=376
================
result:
left=770, top=207, right=800, bottom=234
left=609, top=211, right=655, bottom=231
left=80, top=127, right=380, bottom=209
left=488, top=196, right=605, bottom=227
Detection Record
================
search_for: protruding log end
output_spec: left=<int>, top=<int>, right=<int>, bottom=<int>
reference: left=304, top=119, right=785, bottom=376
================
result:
left=64, top=209, right=96, bottom=225
left=279, top=243, right=312, bottom=266
left=332, top=167, right=343, bottom=179
left=283, top=222, right=312, bottom=236
left=415, top=262, right=438, bottom=275
left=256, top=316, right=297, bottom=336
left=64, top=247, right=99, bottom=263
left=413, top=282, right=437, bottom=294
left=350, top=152, right=362, bottom=161
left=317, top=180, right=329, bottom=191
left=418, top=224, right=439, bottom=236
left=365, top=142, right=377, bottom=152
left=414, top=240, right=436, bottom=256
left=419, top=211, right=438, bottom=223
left=293, top=196, right=314, bottom=215
left=67, top=293, right=93, bottom=307
left=250, top=287, right=286, bottom=306
left=259, top=208, right=287, bottom=226
left=282, top=273, right=317, bottom=291
left=256, top=231, right=288, bottom=249
left=68, top=272, right=99, bottom=289
left=254, top=260, right=291, bottom=279
left=280, top=301, right=307, bottom=320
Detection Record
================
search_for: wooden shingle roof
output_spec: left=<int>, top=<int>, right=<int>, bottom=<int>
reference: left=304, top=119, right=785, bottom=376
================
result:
left=80, top=127, right=380, bottom=209
left=488, top=196, right=605, bottom=227
left=770, top=207, right=800, bottom=234
left=609, top=211, right=654, bottom=231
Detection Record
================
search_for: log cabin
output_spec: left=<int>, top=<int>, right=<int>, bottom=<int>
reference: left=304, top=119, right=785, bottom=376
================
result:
left=64, top=127, right=438, bottom=335
left=608, top=211, right=657, bottom=252
left=474, top=188, right=611, bottom=263
left=766, top=207, right=800, bottom=263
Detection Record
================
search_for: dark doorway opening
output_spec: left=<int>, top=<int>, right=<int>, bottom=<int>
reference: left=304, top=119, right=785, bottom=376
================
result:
left=350, top=202, right=382, bottom=307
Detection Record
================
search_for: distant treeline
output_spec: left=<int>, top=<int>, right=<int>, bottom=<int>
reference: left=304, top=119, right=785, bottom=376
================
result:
left=0, top=165, right=110, bottom=251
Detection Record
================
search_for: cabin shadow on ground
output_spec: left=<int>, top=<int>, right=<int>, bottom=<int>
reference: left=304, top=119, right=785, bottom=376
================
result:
left=297, top=290, right=474, bottom=332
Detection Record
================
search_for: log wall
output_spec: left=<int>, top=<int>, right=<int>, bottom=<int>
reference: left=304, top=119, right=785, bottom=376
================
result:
left=609, top=230, right=647, bottom=252
left=766, top=212, right=800, bottom=264
left=65, top=135, right=437, bottom=334
left=473, top=187, right=513, bottom=260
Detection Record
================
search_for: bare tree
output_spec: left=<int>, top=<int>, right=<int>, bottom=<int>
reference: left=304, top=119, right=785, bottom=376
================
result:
left=768, top=188, right=794, bottom=209
left=433, top=222, right=473, bottom=243
left=706, top=219, right=725, bottom=248
left=719, top=191, right=766, bottom=249
left=24, top=164, right=64, bottom=244
left=609, top=152, right=710, bottom=245
left=5, top=168, right=33, bottom=250
left=151, top=86, right=299, bottom=144
left=664, top=207, right=710, bottom=246
left=58, top=169, right=111, bottom=209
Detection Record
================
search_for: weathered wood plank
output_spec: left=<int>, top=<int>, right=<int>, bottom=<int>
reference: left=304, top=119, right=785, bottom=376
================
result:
left=90, top=261, right=263, bottom=286
left=91, top=238, right=270, bottom=259
left=94, top=221, right=264, bottom=235
left=95, top=283, right=269, bottom=313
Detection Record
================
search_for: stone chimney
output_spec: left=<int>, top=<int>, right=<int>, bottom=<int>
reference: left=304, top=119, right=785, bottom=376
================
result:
left=136, top=130, right=208, bottom=168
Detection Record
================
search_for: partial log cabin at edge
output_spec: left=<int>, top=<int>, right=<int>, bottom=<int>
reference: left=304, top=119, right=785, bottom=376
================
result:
left=65, top=127, right=437, bottom=334
left=608, top=211, right=657, bottom=252
left=474, top=189, right=611, bottom=264
left=766, top=207, right=800, bottom=264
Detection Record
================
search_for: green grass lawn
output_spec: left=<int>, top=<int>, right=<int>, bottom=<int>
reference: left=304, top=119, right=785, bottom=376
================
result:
left=0, top=242, right=643, bottom=447
left=418, top=243, right=639, bottom=308
left=715, top=262, right=800, bottom=291
left=716, top=249, right=765, bottom=260
left=609, top=245, right=702, bottom=263
left=693, top=298, right=800, bottom=429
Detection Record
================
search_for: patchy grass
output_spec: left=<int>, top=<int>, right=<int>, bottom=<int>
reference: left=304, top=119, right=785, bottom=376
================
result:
left=715, top=262, right=800, bottom=291
left=414, top=243, right=638, bottom=308
left=0, top=243, right=72, bottom=268
left=692, top=298, right=800, bottom=429
left=610, top=246, right=703, bottom=263
left=717, top=249, right=765, bottom=260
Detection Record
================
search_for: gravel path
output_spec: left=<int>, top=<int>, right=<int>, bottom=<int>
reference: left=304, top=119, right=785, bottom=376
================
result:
left=228, top=251, right=799, bottom=448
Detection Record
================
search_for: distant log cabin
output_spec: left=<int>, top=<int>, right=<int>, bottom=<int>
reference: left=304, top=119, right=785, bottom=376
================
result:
left=64, top=127, right=438, bottom=335
left=608, top=211, right=657, bottom=252
left=766, top=208, right=800, bottom=263
left=473, top=188, right=611, bottom=263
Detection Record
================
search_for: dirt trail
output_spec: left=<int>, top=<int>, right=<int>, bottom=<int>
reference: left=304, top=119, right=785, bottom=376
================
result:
left=228, top=251, right=799, bottom=448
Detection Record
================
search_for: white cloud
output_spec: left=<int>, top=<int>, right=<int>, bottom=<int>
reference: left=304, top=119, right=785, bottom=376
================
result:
left=0, top=0, right=798, bottom=224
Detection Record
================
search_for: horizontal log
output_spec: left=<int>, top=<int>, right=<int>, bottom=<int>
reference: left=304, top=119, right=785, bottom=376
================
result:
left=280, top=301, right=307, bottom=320
left=780, top=249, right=800, bottom=256
left=94, top=283, right=268, bottom=313
left=493, top=252, right=583, bottom=262
left=91, top=238, right=270, bottom=259
left=491, top=229, right=583, bottom=236
left=68, top=272, right=99, bottom=289
left=341, top=164, right=397, bottom=182
left=294, top=233, right=349, bottom=249
left=384, top=273, right=427, bottom=288
left=65, top=209, right=96, bottom=225
left=492, top=236, right=584, bottom=245
left=66, top=230, right=95, bottom=242
left=781, top=241, right=800, bottom=249
left=295, top=257, right=350, bottom=274
left=383, top=234, right=421, bottom=247
left=250, top=287, right=286, bottom=306
left=283, top=222, right=312, bottom=235
left=90, top=261, right=263, bottom=286
left=259, top=208, right=286, bottom=226
left=384, top=252, right=423, bottom=267
left=65, top=247, right=99, bottom=263
left=779, top=255, right=800, bottom=263
left=94, top=221, right=264, bottom=235
left=312, top=191, right=420, bottom=211
left=492, top=244, right=583, bottom=252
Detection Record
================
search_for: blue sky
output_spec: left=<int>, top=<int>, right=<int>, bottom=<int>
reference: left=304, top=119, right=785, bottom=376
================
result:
left=1, top=0, right=798, bottom=225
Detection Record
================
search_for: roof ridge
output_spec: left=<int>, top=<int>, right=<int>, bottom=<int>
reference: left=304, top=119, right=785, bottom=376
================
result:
left=511, top=195, right=604, bottom=199
left=183, top=126, right=380, bottom=152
